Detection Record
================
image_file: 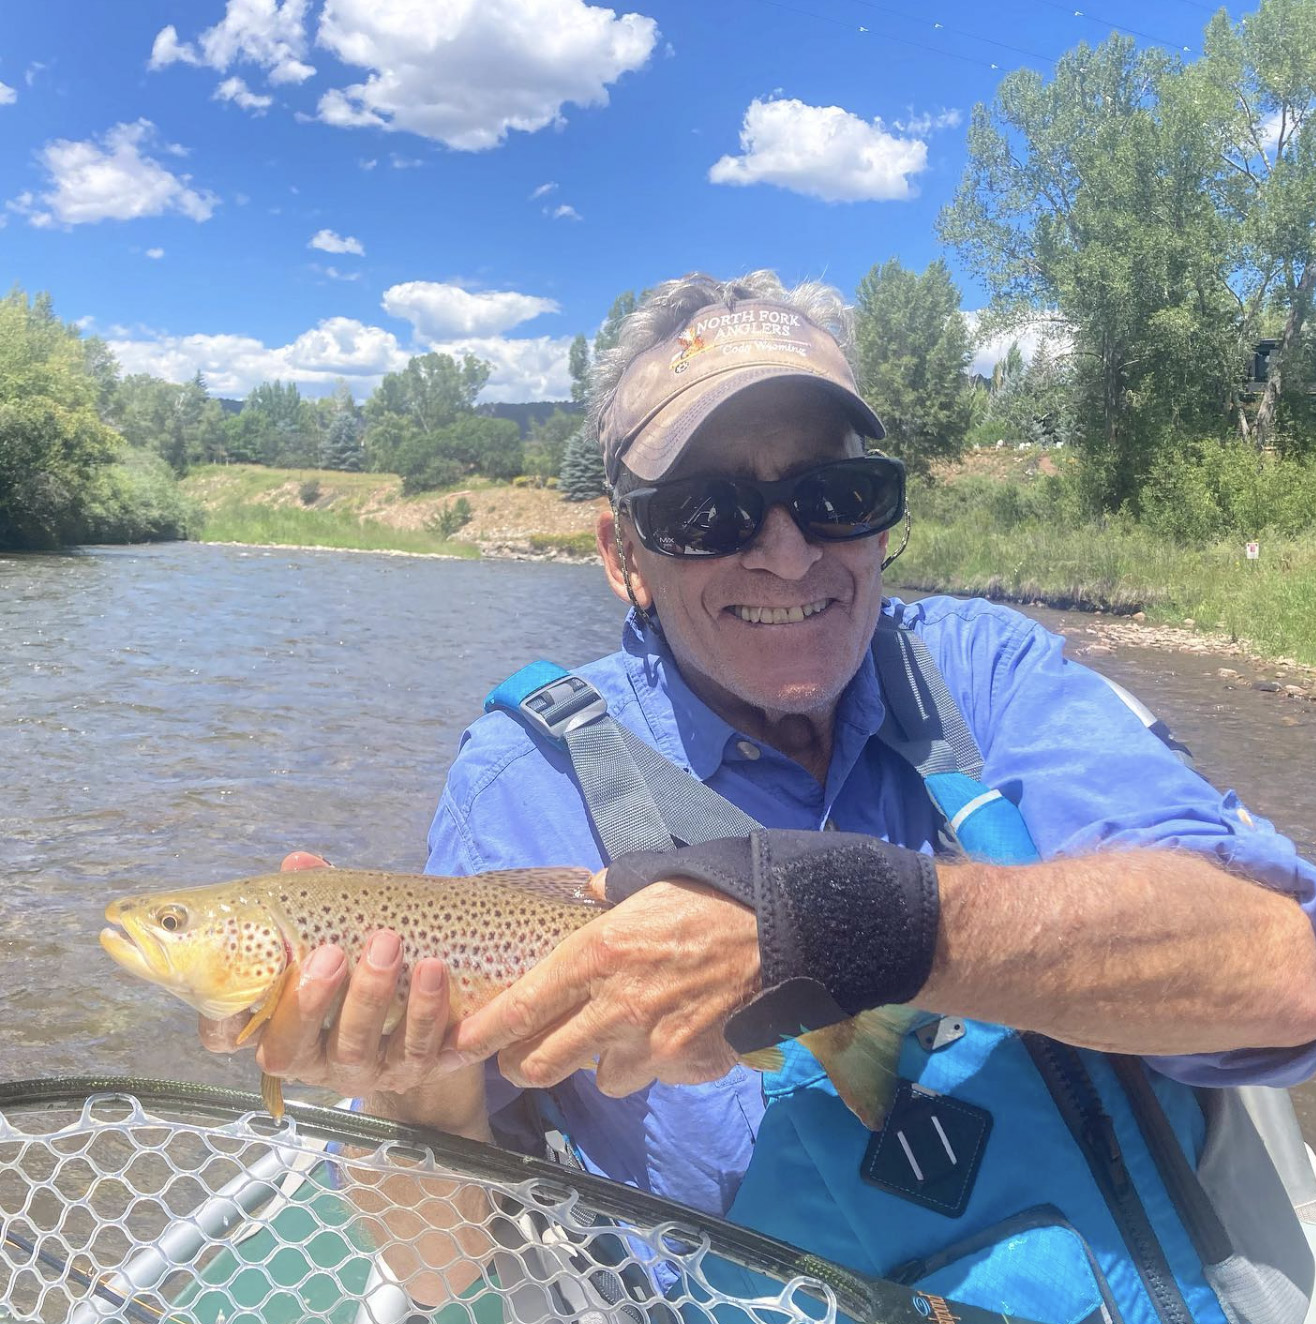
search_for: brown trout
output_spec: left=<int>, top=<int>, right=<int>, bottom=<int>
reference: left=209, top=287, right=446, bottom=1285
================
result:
left=100, top=866, right=909, bottom=1128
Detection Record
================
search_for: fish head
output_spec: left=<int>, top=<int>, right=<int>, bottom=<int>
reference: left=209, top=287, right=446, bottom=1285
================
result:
left=100, top=882, right=291, bottom=1019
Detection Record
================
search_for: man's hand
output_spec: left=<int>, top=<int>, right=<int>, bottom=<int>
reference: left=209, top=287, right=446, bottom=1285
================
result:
left=441, top=875, right=761, bottom=1098
left=198, top=852, right=488, bottom=1139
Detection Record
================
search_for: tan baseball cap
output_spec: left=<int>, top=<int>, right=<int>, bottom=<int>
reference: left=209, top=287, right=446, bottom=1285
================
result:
left=597, top=299, right=885, bottom=485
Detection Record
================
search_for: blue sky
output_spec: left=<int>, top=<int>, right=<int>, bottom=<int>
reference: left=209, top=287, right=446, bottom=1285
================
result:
left=3, top=0, right=1234, bottom=402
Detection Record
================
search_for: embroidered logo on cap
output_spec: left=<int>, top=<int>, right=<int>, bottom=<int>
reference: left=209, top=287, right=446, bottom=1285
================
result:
left=670, top=325, right=709, bottom=374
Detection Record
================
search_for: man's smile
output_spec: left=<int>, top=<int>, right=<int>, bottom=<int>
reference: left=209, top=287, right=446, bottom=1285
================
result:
left=725, top=597, right=835, bottom=625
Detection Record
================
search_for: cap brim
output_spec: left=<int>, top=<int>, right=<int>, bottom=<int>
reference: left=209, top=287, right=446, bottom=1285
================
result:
left=620, top=366, right=886, bottom=483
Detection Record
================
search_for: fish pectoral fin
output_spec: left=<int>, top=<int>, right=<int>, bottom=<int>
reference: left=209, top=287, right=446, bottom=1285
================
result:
left=261, top=1071, right=286, bottom=1122
left=234, top=969, right=291, bottom=1046
left=798, top=1006, right=919, bottom=1132
left=737, top=1045, right=786, bottom=1073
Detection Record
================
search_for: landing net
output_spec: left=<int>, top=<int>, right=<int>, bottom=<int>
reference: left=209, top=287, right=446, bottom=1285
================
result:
left=0, top=1077, right=935, bottom=1324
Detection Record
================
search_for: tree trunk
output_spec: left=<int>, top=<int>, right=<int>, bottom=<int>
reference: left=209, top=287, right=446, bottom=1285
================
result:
left=1254, top=260, right=1316, bottom=449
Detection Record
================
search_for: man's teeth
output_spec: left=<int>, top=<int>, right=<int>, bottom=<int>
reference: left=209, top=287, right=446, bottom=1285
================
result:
left=731, top=600, right=830, bottom=625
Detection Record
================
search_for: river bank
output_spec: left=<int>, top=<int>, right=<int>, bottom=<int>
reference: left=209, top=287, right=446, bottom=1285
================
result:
left=182, top=462, right=1316, bottom=674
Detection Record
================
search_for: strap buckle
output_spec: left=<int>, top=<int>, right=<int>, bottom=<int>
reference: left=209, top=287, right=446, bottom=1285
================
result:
left=518, top=675, right=609, bottom=746
left=486, top=663, right=610, bottom=747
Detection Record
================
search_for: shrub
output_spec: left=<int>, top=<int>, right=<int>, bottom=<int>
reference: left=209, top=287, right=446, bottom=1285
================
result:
left=299, top=478, right=322, bottom=505
left=426, top=496, right=473, bottom=540
left=76, top=450, right=200, bottom=544
left=1140, top=440, right=1316, bottom=545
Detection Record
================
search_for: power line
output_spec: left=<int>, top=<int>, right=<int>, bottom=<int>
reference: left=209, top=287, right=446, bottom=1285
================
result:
left=1025, top=0, right=1194, bottom=52
left=842, top=0, right=1057, bottom=64
left=750, top=0, right=1019, bottom=70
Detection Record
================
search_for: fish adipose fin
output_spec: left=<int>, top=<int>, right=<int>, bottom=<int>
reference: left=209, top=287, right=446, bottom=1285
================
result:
left=799, top=1006, right=919, bottom=1132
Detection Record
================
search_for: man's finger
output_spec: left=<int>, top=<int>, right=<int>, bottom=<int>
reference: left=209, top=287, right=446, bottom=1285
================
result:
left=327, top=930, right=402, bottom=1070
left=388, top=958, right=451, bottom=1074
left=282, top=851, right=331, bottom=872
left=444, top=938, right=592, bottom=1066
left=594, top=1045, right=659, bottom=1099
left=257, top=944, right=347, bottom=1076
left=199, top=1012, right=251, bottom=1054
left=495, top=998, right=617, bottom=1090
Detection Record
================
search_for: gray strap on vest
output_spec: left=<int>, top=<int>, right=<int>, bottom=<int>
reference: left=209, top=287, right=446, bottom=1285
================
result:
left=561, top=715, right=760, bottom=860
left=873, top=617, right=984, bottom=781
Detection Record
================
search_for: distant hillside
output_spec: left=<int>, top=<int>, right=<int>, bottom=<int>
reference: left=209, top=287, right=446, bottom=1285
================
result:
left=478, top=400, right=582, bottom=437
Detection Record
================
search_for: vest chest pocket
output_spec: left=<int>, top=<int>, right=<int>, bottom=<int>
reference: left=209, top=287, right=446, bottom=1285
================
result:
left=890, top=1205, right=1123, bottom=1324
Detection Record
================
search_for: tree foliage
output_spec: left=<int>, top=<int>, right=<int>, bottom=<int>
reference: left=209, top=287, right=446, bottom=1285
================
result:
left=853, top=259, right=974, bottom=477
left=0, top=290, right=123, bottom=549
left=940, top=0, right=1316, bottom=504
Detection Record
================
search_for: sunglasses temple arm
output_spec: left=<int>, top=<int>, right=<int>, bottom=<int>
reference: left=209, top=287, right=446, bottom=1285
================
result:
left=882, top=508, right=912, bottom=571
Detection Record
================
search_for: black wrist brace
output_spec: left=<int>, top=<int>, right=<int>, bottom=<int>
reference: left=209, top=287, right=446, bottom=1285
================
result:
left=605, top=828, right=940, bottom=1053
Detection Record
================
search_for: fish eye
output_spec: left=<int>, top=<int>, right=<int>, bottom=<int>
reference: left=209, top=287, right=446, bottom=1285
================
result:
left=156, top=905, right=188, bottom=933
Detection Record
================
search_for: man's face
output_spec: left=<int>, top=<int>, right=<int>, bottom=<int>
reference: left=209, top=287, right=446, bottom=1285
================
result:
left=617, top=381, right=888, bottom=723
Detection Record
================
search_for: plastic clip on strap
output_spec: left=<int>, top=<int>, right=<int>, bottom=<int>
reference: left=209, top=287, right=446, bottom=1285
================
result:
left=486, top=662, right=760, bottom=861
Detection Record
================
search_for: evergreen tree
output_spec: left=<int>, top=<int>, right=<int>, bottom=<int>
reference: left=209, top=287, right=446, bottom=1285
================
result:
left=559, top=428, right=607, bottom=501
left=322, top=383, right=363, bottom=471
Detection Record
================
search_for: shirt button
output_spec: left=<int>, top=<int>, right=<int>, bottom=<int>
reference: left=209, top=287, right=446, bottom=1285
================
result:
left=736, top=740, right=761, bottom=760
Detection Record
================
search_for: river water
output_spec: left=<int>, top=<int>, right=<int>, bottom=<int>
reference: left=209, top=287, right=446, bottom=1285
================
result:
left=2, top=542, right=1314, bottom=1129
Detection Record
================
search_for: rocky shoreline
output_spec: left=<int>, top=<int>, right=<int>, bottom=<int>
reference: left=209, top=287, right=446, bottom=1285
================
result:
left=1060, top=613, right=1316, bottom=701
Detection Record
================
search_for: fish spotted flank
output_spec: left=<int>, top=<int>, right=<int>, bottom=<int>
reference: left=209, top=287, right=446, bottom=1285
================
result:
left=101, top=866, right=911, bottom=1129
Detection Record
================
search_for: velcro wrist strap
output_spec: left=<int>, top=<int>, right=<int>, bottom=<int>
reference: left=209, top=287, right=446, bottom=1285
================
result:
left=605, top=829, right=940, bottom=1052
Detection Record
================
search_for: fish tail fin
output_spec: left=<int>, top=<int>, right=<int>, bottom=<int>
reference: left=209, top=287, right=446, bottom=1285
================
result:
left=799, top=1006, right=918, bottom=1131
left=261, top=1071, right=286, bottom=1122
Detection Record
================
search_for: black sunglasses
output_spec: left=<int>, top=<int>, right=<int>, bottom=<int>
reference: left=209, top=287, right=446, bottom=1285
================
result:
left=619, top=456, right=906, bottom=559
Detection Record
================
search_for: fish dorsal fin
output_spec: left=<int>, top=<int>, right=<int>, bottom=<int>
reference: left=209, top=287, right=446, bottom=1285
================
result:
left=460, top=866, right=606, bottom=909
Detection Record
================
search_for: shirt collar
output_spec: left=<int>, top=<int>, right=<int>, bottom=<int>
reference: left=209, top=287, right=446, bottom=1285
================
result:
left=618, top=607, right=890, bottom=780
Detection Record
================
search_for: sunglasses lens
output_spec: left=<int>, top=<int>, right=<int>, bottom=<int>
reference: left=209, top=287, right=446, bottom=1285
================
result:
left=642, top=478, right=762, bottom=556
left=794, top=462, right=903, bottom=540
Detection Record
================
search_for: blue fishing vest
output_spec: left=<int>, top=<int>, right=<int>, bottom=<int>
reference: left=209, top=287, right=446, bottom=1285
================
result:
left=487, top=620, right=1309, bottom=1324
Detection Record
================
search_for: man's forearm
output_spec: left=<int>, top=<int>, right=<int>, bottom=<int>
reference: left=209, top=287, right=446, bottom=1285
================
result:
left=919, top=849, right=1316, bottom=1055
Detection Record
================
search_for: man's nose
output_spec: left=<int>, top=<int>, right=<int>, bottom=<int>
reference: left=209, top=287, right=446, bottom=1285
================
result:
left=739, top=503, right=822, bottom=578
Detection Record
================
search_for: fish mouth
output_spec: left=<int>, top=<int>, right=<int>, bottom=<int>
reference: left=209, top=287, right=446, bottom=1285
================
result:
left=100, top=903, right=169, bottom=982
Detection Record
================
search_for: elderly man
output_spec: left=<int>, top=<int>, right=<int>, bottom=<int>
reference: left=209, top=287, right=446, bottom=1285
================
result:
left=210, top=273, right=1316, bottom=1320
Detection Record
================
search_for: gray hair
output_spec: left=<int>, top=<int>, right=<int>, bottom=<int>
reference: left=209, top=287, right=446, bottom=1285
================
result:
left=588, top=271, right=856, bottom=498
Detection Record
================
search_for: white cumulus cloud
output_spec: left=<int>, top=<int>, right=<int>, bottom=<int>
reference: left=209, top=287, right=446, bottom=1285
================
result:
left=314, top=0, right=659, bottom=150
left=709, top=97, right=930, bottom=203
left=382, top=282, right=560, bottom=338
left=422, top=335, right=575, bottom=402
left=105, top=315, right=572, bottom=402
left=530, top=181, right=557, bottom=199
left=550, top=203, right=582, bottom=221
left=8, top=120, right=218, bottom=228
left=309, top=227, right=365, bottom=255
left=145, top=247, right=165, bottom=259
left=150, top=0, right=315, bottom=85
left=0, top=83, right=17, bottom=106
left=214, top=75, right=274, bottom=113
left=107, top=317, right=409, bottom=398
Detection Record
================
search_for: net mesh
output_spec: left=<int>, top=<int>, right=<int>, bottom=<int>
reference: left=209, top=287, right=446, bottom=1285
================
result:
left=0, top=1091, right=840, bottom=1324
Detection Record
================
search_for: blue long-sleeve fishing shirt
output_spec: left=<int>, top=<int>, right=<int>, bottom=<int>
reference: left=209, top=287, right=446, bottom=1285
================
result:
left=424, top=594, right=1316, bottom=1218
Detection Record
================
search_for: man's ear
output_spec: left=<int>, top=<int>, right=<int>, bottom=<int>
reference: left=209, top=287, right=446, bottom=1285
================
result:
left=597, top=505, right=653, bottom=611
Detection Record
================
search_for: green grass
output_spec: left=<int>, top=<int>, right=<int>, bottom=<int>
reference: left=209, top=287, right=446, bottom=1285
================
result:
left=200, top=501, right=479, bottom=558
left=526, top=531, right=598, bottom=557
left=890, top=503, right=1316, bottom=665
